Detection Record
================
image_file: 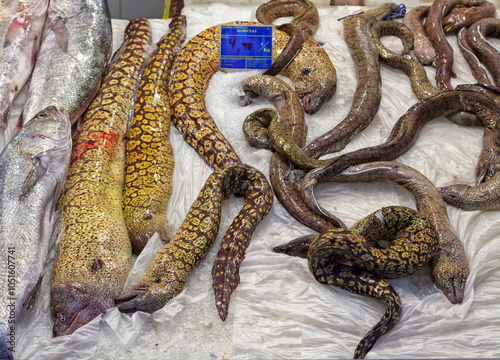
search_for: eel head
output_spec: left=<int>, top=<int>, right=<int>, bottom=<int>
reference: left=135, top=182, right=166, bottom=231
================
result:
left=50, top=283, right=106, bottom=337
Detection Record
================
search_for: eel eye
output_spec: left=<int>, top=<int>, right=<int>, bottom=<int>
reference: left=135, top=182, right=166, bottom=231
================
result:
left=302, top=68, right=311, bottom=76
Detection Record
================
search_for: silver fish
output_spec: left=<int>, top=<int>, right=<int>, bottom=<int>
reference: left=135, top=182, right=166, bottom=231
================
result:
left=0, top=106, right=71, bottom=359
left=20, top=0, right=112, bottom=127
left=0, top=0, right=49, bottom=130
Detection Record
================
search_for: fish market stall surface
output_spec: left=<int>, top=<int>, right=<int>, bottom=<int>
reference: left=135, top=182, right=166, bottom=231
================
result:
left=2, top=3, right=500, bottom=359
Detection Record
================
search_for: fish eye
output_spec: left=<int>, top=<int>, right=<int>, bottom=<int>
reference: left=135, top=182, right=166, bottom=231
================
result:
left=59, top=315, right=66, bottom=323
left=38, top=113, right=47, bottom=118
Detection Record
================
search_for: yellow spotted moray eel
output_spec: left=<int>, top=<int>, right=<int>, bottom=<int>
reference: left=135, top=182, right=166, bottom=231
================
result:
left=275, top=205, right=438, bottom=358
left=122, top=15, right=187, bottom=255
left=298, top=160, right=471, bottom=304
left=117, top=21, right=334, bottom=319
left=50, top=18, right=151, bottom=337
left=116, top=163, right=272, bottom=320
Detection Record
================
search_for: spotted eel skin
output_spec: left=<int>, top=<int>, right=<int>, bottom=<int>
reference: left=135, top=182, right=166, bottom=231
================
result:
left=123, top=16, right=186, bottom=255
left=168, top=21, right=337, bottom=171
left=116, top=163, right=273, bottom=320
left=298, top=161, right=470, bottom=304
left=276, top=206, right=438, bottom=358
left=50, top=19, right=151, bottom=337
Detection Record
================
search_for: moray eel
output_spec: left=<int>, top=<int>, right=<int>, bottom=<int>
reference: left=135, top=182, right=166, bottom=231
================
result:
left=302, top=3, right=400, bottom=159
left=275, top=205, right=437, bottom=358
left=123, top=16, right=186, bottom=255
left=50, top=19, right=152, bottom=337
left=402, top=6, right=436, bottom=66
left=442, top=1, right=496, bottom=33
left=241, top=74, right=345, bottom=231
left=302, top=90, right=500, bottom=181
left=116, top=163, right=272, bottom=320
left=256, top=0, right=320, bottom=37
left=460, top=18, right=500, bottom=87
left=256, top=0, right=319, bottom=76
left=371, top=20, right=482, bottom=127
left=168, top=20, right=336, bottom=171
left=298, top=160, right=470, bottom=304
left=425, top=0, right=490, bottom=90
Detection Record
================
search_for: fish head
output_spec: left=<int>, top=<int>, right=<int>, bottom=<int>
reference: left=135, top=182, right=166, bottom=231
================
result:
left=280, top=38, right=337, bottom=115
left=431, top=256, right=468, bottom=304
left=50, top=283, right=106, bottom=337
left=18, top=106, right=71, bottom=158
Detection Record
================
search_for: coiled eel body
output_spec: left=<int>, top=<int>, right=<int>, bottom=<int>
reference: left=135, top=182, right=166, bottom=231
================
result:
left=241, top=75, right=344, bottom=231
left=276, top=205, right=438, bottom=358
left=50, top=18, right=151, bottom=337
left=302, top=3, right=399, bottom=158
left=299, top=161, right=470, bottom=304
left=123, top=15, right=186, bottom=255
left=256, top=0, right=320, bottom=37
left=116, top=164, right=273, bottom=321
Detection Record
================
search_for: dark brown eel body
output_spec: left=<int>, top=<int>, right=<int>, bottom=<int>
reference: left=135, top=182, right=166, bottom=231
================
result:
left=442, top=1, right=496, bottom=33
left=122, top=16, right=186, bottom=255
left=460, top=18, right=500, bottom=87
left=118, top=20, right=335, bottom=319
left=302, top=90, right=500, bottom=181
left=425, top=0, right=493, bottom=90
left=241, top=75, right=345, bottom=231
left=298, top=161, right=470, bottom=305
left=372, top=20, right=482, bottom=127
left=117, top=164, right=272, bottom=321
left=402, top=6, right=437, bottom=66
left=302, top=3, right=400, bottom=159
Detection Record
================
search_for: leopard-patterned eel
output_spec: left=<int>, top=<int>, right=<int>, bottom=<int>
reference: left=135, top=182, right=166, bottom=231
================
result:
left=276, top=206, right=438, bottom=358
left=50, top=19, right=151, bottom=336
left=123, top=15, right=186, bottom=255
left=168, top=21, right=336, bottom=170
left=116, top=163, right=273, bottom=320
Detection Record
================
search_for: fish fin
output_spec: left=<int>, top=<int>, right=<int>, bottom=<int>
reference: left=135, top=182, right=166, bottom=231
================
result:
left=19, top=157, right=48, bottom=199
left=51, top=17, right=69, bottom=52
left=3, top=17, right=23, bottom=48
left=24, top=275, right=44, bottom=312
left=31, top=35, right=40, bottom=65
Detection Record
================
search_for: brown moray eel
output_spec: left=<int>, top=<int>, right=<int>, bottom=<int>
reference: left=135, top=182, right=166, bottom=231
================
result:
left=402, top=6, right=437, bottom=66
left=123, top=16, right=186, bottom=255
left=256, top=0, right=320, bottom=37
left=276, top=205, right=438, bottom=358
left=461, top=18, right=500, bottom=87
left=458, top=27, right=494, bottom=87
left=442, top=1, right=496, bottom=33
left=302, top=90, right=500, bottom=182
left=168, top=21, right=336, bottom=171
left=116, top=163, right=273, bottom=320
left=298, top=160, right=470, bottom=304
left=241, top=74, right=345, bottom=231
left=371, top=20, right=482, bottom=127
left=425, top=0, right=490, bottom=90
left=50, top=18, right=152, bottom=336
left=302, top=3, right=400, bottom=159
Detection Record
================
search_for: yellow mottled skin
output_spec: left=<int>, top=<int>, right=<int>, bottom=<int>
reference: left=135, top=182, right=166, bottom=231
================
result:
left=168, top=21, right=336, bottom=170
left=117, top=164, right=273, bottom=321
left=123, top=16, right=187, bottom=255
left=50, top=18, right=152, bottom=337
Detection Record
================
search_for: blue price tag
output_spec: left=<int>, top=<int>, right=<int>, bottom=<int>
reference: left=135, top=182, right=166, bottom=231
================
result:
left=219, top=25, right=274, bottom=70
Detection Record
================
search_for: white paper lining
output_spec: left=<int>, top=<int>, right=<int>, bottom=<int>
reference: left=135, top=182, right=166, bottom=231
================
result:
left=3, top=4, right=500, bottom=359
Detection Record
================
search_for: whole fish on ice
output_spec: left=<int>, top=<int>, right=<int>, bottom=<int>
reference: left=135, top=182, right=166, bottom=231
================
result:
left=0, top=106, right=71, bottom=359
left=20, top=0, right=112, bottom=128
left=0, top=0, right=49, bottom=131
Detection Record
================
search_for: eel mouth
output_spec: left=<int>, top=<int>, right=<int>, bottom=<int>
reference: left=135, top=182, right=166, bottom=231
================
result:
left=50, top=283, right=107, bottom=337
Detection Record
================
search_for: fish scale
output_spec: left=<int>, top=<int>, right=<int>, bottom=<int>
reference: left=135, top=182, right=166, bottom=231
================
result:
left=49, top=18, right=151, bottom=337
